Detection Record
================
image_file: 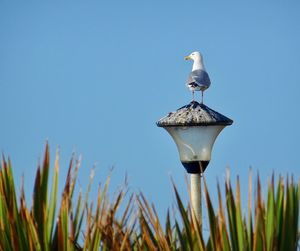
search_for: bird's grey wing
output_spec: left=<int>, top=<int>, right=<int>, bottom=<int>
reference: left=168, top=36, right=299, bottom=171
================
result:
left=186, top=70, right=211, bottom=87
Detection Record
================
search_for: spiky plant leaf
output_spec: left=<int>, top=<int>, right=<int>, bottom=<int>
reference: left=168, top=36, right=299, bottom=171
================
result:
left=235, top=177, right=247, bottom=251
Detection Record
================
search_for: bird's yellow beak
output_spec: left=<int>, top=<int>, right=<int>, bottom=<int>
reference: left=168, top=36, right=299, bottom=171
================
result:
left=184, top=55, right=191, bottom=60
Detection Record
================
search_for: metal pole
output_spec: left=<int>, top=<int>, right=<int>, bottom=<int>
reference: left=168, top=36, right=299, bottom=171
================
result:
left=190, top=173, right=202, bottom=227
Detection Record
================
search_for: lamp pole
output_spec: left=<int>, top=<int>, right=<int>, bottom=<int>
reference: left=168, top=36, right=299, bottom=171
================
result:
left=190, top=173, right=202, bottom=224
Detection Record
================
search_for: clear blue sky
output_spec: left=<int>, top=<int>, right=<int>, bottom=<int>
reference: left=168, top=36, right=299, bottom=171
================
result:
left=1, top=1, right=300, bottom=219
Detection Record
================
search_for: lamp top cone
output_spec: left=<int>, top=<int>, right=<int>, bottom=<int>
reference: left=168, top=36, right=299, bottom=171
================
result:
left=157, top=101, right=233, bottom=127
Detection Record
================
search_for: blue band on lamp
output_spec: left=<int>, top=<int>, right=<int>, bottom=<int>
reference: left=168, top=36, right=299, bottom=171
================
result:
left=181, top=161, right=210, bottom=174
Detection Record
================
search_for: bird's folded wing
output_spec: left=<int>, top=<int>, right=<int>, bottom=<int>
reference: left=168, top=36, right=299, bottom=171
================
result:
left=186, top=70, right=211, bottom=87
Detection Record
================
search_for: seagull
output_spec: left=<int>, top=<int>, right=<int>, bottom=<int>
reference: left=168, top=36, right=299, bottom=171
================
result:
left=185, top=51, right=211, bottom=103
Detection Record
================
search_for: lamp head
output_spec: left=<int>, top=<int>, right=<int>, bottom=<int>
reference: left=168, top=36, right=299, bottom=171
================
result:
left=157, top=101, right=233, bottom=174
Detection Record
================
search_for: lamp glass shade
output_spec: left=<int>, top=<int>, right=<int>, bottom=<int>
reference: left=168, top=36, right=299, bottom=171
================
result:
left=165, top=125, right=225, bottom=173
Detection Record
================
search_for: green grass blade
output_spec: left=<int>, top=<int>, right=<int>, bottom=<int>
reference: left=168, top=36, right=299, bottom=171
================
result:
left=203, top=178, right=217, bottom=251
left=175, top=220, right=188, bottom=251
left=247, top=170, right=253, bottom=251
left=266, top=175, right=275, bottom=251
left=225, top=176, right=238, bottom=251
left=173, top=183, right=193, bottom=250
left=253, top=175, right=265, bottom=251
left=217, top=182, right=231, bottom=251
left=47, top=151, right=59, bottom=246
left=235, top=177, right=247, bottom=251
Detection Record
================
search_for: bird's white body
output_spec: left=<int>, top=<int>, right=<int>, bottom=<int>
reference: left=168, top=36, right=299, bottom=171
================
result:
left=191, top=54, right=205, bottom=72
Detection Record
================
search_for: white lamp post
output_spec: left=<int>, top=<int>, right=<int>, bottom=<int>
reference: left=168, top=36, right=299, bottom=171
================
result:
left=157, top=100, right=233, bottom=224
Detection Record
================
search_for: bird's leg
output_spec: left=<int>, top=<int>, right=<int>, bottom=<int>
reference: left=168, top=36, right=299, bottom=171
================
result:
left=192, top=91, right=195, bottom=101
left=201, top=91, right=204, bottom=104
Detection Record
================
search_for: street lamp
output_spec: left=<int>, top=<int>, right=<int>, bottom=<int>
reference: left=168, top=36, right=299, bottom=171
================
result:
left=157, top=100, right=233, bottom=223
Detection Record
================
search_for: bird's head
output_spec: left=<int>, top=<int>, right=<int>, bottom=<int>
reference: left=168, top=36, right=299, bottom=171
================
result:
left=184, top=51, right=203, bottom=62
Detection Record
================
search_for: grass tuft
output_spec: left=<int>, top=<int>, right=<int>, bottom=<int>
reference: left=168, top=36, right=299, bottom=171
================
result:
left=0, top=143, right=299, bottom=250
